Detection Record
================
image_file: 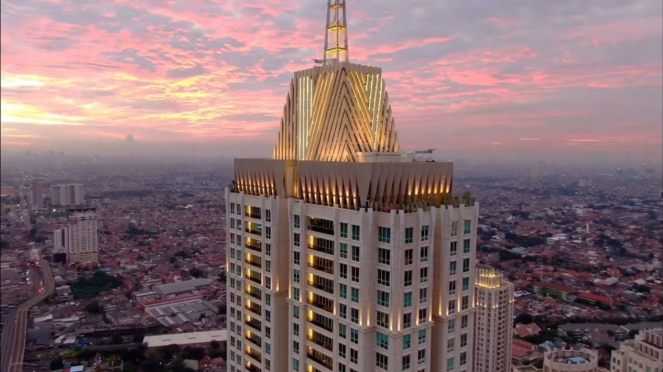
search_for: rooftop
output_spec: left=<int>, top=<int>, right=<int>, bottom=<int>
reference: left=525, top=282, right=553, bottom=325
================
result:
left=143, top=330, right=227, bottom=348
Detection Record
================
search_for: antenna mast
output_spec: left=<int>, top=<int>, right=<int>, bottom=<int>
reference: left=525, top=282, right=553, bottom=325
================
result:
left=323, top=0, right=348, bottom=65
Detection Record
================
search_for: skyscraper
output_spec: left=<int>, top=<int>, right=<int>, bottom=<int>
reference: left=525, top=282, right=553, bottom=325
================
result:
left=53, top=207, right=99, bottom=264
left=51, top=183, right=85, bottom=206
left=32, top=178, right=44, bottom=208
left=473, top=265, right=514, bottom=372
left=225, top=2, right=478, bottom=372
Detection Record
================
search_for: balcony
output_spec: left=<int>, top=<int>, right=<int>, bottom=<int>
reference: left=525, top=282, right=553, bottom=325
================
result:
left=246, top=271, right=262, bottom=284
left=245, top=302, right=262, bottom=316
left=245, top=257, right=262, bottom=269
left=308, top=281, right=334, bottom=295
left=245, top=317, right=262, bottom=331
left=308, top=241, right=334, bottom=255
left=245, top=239, right=262, bottom=252
left=309, top=336, right=333, bottom=352
left=245, top=347, right=262, bottom=363
left=245, top=207, right=261, bottom=219
left=245, top=287, right=262, bottom=300
left=245, top=226, right=262, bottom=236
left=308, top=219, right=334, bottom=236
left=308, top=262, right=333, bottom=275
left=307, top=349, right=333, bottom=370
left=246, top=333, right=262, bottom=348
left=308, top=317, right=334, bottom=333
left=245, top=362, right=261, bottom=372
left=308, top=299, right=334, bottom=314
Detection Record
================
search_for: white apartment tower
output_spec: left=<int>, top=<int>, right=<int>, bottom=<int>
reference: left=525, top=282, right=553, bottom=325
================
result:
left=225, top=2, right=478, bottom=372
left=611, top=328, right=663, bottom=372
left=51, top=183, right=84, bottom=206
left=473, top=266, right=514, bottom=372
left=53, top=208, right=99, bottom=264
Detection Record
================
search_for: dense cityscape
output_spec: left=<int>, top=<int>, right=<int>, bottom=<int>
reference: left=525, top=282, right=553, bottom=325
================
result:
left=1, top=158, right=660, bottom=372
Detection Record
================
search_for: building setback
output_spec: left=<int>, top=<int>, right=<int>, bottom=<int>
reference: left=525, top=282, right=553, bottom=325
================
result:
left=225, top=2, right=478, bottom=372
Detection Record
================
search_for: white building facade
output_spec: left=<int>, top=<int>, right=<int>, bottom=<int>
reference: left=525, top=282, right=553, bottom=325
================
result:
left=473, top=266, right=514, bottom=372
left=51, top=183, right=84, bottom=207
left=611, top=328, right=663, bottom=372
left=60, top=208, right=99, bottom=264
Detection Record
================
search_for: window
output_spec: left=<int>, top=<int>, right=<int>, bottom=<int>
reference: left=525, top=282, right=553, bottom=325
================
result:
left=448, top=299, right=456, bottom=314
left=420, top=246, right=428, bottom=262
left=403, top=292, right=412, bottom=308
left=420, top=267, right=428, bottom=283
left=266, top=260, right=271, bottom=273
left=294, top=233, right=300, bottom=246
left=351, top=328, right=359, bottom=343
left=351, top=246, right=360, bottom=262
left=419, top=288, right=428, bottom=303
left=446, top=357, right=454, bottom=370
left=460, top=352, right=467, bottom=366
left=340, top=284, right=348, bottom=299
left=403, top=334, right=411, bottom=349
left=265, top=209, right=271, bottom=222
left=451, top=221, right=458, bottom=236
left=230, top=248, right=235, bottom=259
left=447, top=337, right=455, bottom=352
left=293, top=269, right=300, bottom=283
left=449, top=280, right=456, bottom=295
left=462, top=258, right=470, bottom=273
left=266, top=243, right=271, bottom=256
left=350, top=349, right=358, bottom=364
left=376, top=353, right=388, bottom=369
left=340, top=243, right=348, bottom=258
left=463, top=239, right=471, bottom=253
left=265, top=226, right=271, bottom=239
left=450, top=261, right=457, bottom=275
left=339, top=343, right=346, bottom=358
left=351, top=308, right=359, bottom=324
left=377, top=290, right=390, bottom=307
left=293, top=251, right=300, bottom=265
left=404, top=249, right=413, bottom=265
left=378, top=227, right=391, bottom=243
left=292, top=287, right=299, bottom=300
left=464, top=220, right=471, bottom=234
left=339, top=324, right=347, bottom=338
left=293, top=341, right=299, bottom=354
left=405, top=227, right=414, bottom=244
left=293, top=359, right=299, bottom=372
left=418, top=308, right=428, bottom=323
left=402, top=355, right=411, bottom=370
left=378, top=269, right=390, bottom=286
left=230, top=203, right=235, bottom=214
left=230, top=219, right=235, bottom=229
left=378, top=248, right=390, bottom=265
left=461, top=315, right=468, bottom=329
left=461, top=296, right=469, bottom=310
left=293, top=305, right=298, bottom=318
left=376, top=332, right=389, bottom=349
left=460, top=333, right=467, bottom=347
left=462, top=277, right=469, bottom=292
left=404, top=270, right=412, bottom=286
left=377, top=311, right=389, bottom=328
left=448, top=319, right=455, bottom=333
left=340, top=223, right=348, bottom=238
left=351, top=267, right=360, bottom=282
left=266, top=276, right=272, bottom=290
left=339, top=304, right=347, bottom=319
left=294, top=215, right=300, bottom=229
left=340, top=264, right=348, bottom=279
left=351, top=287, right=360, bottom=303
left=418, top=329, right=426, bottom=344
left=450, top=241, right=457, bottom=256
left=402, top=313, right=412, bottom=328
left=418, top=349, right=426, bottom=365
left=352, top=225, right=360, bottom=240
left=421, top=225, right=429, bottom=241
left=293, top=323, right=299, bottom=336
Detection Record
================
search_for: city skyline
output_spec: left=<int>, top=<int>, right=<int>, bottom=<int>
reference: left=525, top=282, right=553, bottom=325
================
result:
left=1, top=0, right=662, bottom=165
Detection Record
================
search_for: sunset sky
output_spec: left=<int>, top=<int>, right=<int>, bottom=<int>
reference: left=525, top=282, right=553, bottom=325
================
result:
left=1, top=0, right=661, bottom=164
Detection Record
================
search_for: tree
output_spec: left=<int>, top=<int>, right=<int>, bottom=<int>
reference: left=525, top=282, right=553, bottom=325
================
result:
left=210, top=340, right=220, bottom=350
left=181, top=346, right=206, bottom=360
left=50, top=356, right=64, bottom=370
left=515, top=313, right=534, bottom=325
left=111, top=334, right=124, bottom=345
left=86, top=301, right=104, bottom=314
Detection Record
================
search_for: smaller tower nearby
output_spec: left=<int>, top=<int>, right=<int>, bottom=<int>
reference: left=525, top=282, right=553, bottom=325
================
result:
left=323, top=0, right=349, bottom=64
left=474, top=265, right=514, bottom=372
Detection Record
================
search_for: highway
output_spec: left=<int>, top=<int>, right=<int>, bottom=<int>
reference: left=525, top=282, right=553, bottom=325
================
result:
left=1, top=254, right=55, bottom=372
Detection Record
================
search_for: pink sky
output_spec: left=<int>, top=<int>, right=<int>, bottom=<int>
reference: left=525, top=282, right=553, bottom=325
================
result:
left=1, top=0, right=661, bottom=164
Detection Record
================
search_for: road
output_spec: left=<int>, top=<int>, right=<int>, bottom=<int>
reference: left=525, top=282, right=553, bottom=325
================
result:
left=1, top=254, right=55, bottom=372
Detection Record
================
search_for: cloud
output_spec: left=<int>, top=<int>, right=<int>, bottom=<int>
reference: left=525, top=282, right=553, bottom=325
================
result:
left=167, top=63, right=207, bottom=78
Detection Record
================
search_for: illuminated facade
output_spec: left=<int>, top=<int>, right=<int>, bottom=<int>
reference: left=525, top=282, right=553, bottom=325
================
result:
left=225, top=1, right=478, bottom=372
left=473, top=266, right=514, bottom=372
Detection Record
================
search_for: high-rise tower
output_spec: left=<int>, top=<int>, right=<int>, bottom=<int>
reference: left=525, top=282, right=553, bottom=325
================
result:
left=53, top=207, right=99, bottom=265
left=226, top=3, right=478, bottom=372
left=473, top=266, right=514, bottom=372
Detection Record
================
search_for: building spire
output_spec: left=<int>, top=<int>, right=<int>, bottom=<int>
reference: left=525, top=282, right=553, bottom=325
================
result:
left=323, top=0, right=349, bottom=64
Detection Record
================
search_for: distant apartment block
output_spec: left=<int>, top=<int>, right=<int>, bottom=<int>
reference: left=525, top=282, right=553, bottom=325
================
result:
left=611, top=328, right=663, bottom=372
left=53, top=208, right=99, bottom=264
left=51, top=183, right=84, bottom=206
left=32, top=178, right=44, bottom=207
left=474, top=265, right=514, bottom=372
